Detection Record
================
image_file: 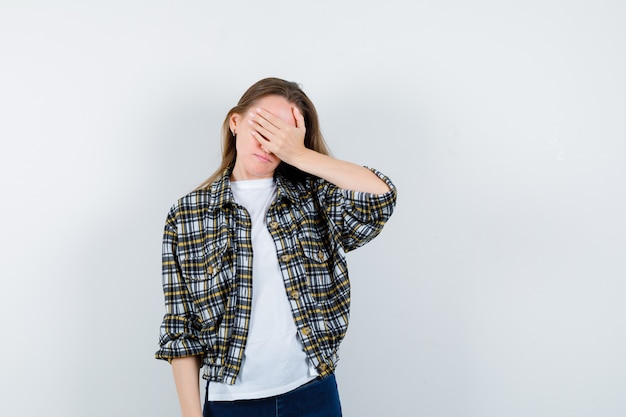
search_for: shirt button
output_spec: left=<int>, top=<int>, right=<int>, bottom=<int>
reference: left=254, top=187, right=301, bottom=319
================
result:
left=301, top=326, right=312, bottom=336
left=317, top=251, right=325, bottom=261
left=269, top=221, right=279, bottom=230
left=317, top=363, right=328, bottom=373
left=290, top=290, right=300, bottom=300
left=280, top=254, right=290, bottom=263
left=207, top=265, right=215, bottom=275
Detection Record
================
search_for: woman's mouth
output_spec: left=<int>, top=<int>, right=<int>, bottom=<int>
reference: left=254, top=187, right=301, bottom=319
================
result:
left=255, top=154, right=272, bottom=163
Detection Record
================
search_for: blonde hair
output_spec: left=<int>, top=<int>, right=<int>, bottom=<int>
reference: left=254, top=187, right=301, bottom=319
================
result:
left=196, top=77, right=330, bottom=189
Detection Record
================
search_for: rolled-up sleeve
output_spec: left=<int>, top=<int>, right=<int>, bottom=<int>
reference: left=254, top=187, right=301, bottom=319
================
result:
left=154, top=206, right=205, bottom=361
left=319, top=168, right=397, bottom=252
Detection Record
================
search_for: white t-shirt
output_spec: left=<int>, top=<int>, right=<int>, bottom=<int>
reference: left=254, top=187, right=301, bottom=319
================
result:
left=208, top=178, right=317, bottom=401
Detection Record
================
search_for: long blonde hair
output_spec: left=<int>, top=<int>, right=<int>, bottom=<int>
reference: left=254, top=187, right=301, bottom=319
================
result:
left=196, top=77, right=330, bottom=189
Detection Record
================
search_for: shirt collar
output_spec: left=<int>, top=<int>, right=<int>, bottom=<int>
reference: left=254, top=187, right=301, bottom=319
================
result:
left=274, top=170, right=302, bottom=205
left=208, top=168, right=236, bottom=210
left=208, top=167, right=301, bottom=211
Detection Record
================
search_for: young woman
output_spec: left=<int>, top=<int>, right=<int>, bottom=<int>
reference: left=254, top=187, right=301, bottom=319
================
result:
left=156, top=77, right=397, bottom=417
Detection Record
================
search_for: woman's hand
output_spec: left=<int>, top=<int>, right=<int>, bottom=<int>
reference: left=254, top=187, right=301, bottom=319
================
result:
left=248, top=106, right=308, bottom=166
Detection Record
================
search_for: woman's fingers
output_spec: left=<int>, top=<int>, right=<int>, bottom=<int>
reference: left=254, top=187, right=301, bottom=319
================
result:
left=251, top=107, right=281, bottom=131
left=248, top=118, right=273, bottom=141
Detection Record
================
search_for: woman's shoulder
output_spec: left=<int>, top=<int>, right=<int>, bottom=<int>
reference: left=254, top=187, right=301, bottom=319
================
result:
left=177, top=187, right=212, bottom=206
left=165, top=186, right=221, bottom=224
left=174, top=172, right=232, bottom=210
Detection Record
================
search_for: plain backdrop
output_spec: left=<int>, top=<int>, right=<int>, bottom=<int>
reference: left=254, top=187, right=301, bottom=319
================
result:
left=1, top=1, right=625, bottom=416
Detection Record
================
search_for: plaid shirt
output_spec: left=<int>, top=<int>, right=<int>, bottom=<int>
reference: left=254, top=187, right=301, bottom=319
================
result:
left=155, top=167, right=397, bottom=384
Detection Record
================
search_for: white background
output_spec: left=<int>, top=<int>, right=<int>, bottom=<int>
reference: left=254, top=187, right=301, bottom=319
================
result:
left=1, top=1, right=625, bottom=416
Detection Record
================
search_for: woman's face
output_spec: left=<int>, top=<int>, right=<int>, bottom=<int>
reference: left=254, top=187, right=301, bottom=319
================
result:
left=230, top=95, right=297, bottom=181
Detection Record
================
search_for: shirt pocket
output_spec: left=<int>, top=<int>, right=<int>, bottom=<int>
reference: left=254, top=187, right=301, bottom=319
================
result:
left=180, top=232, right=235, bottom=320
left=298, top=233, right=333, bottom=299
left=180, top=243, right=228, bottom=280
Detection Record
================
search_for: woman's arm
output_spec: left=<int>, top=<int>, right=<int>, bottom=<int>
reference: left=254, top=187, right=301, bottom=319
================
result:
left=171, top=356, right=203, bottom=417
left=290, top=149, right=390, bottom=194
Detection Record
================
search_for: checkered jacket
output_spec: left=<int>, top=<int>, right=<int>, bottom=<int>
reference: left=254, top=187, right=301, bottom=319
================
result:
left=155, top=167, right=397, bottom=384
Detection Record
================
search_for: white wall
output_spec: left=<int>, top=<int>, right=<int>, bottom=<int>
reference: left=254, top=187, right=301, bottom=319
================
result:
left=1, top=1, right=625, bottom=416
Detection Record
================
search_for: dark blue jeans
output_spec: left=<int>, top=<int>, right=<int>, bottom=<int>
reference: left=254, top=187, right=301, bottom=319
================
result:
left=203, top=374, right=342, bottom=417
